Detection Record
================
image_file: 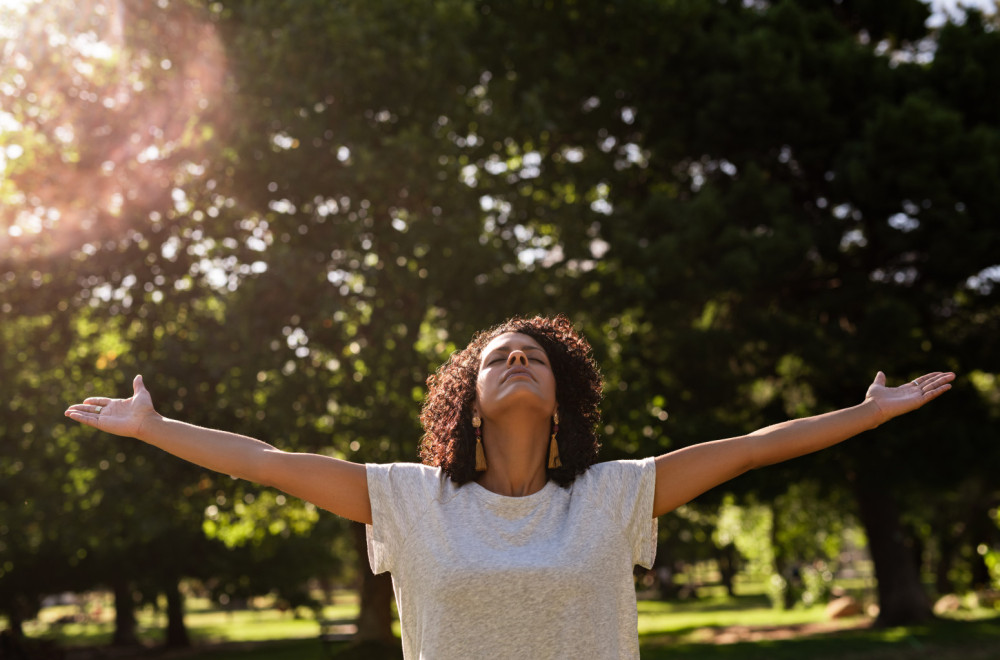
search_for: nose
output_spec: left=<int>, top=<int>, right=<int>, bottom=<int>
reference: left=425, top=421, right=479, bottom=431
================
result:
left=506, top=350, right=528, bottom=367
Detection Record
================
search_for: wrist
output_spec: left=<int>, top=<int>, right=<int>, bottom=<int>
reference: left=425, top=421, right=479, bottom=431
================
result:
left=135, top=411, right=164, bottom=440
left=860, top=398, right=886, bottom=430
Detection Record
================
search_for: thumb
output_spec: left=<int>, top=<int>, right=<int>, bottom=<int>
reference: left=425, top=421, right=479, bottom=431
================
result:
left=133, top=374, right=146, bottom=396
left=873, top=371, right=886, bottom=387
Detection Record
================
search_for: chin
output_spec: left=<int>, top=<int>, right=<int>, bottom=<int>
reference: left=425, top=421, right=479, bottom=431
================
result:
left=486, top=390, right=554, bottom=417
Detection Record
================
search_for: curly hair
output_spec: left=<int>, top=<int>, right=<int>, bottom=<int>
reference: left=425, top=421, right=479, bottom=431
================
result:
left=419, top=315, right=603, bottom=487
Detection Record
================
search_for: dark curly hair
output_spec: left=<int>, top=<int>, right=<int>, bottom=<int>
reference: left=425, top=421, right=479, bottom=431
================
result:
left=419, top=315, right=603, bottom=487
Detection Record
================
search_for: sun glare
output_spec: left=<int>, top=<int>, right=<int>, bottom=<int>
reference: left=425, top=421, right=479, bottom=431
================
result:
left=0, top=0, right=41, bottom=34
left=0, top=0, right=227, bottom=257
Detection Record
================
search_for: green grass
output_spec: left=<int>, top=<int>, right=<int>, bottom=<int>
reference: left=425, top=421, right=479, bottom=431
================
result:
left=632, top=593, right=1000, bottom=660
left=637, top=593, right=831, bottom=637
left=29, top=609, right=335, bottom=646
left=638, top=618, right=1000, bottom=660
left=23, top=594, right=360, bottom=647
left=17, top=593, right=1000, bottom=659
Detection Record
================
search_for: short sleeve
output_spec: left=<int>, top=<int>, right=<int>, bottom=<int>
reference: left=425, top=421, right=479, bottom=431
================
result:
left=365, top=462, right=443, bottom=574
left=582, top=457, right=658, bottom=568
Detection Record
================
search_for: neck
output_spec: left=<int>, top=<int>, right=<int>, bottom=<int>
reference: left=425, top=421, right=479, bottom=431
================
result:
left=476, top=414, right=550, bottom=497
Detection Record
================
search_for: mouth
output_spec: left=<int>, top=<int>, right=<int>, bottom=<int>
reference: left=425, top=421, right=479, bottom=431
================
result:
left=502, top=367, right=533, bottom=383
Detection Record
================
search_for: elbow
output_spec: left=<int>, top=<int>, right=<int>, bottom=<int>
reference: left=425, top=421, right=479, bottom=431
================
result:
left=242, top=446, right=281, bottom=486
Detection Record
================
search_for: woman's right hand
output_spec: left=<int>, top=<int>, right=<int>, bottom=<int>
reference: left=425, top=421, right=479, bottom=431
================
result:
left=65, top=374, right=160, bottom=439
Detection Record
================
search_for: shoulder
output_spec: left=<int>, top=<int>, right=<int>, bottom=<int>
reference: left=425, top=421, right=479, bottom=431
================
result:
left=365, top=463, right=449, bottom=575
left=366, top=462, right=453, bottom=538
left=573, top=457, right=657, bottom=514
left=366, top=461, right=442, bottom=479
left=366, top=461, right=446, bottom=494
left=580, top=457, right=656, bottom=485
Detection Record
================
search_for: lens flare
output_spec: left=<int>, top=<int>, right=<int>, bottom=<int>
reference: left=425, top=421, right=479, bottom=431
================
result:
left=0, top=0, right=228, bottom=259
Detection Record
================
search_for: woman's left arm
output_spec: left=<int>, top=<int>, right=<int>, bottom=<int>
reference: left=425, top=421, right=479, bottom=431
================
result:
left=652, top=371, right=955, bottom=517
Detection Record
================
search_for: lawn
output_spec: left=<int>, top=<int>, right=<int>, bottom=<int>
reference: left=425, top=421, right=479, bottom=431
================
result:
left=635, top=595, right=1000, bottom=660
left=23, top=593, right=361, bottom=647
left=15, top=592, right=1000, bottom=659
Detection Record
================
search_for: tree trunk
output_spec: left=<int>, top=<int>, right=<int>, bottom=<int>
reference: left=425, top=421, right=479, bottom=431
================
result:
left=3, top=608, right=24, bottom=640
left=970, top=548, right=991, bottom=590
left=770, top=505, right=798, bottom=610
left=656, top=563, right=680, bottom=600
left=968, top=503, right=996, bottom=590
left=0, top=624, right=29, bottom=660
left=164, top=579, right=190, bottom=648
left=351, top=521, right=395, bottom=642
left=854, top=477, right=933, bottom=627
left=716, top=545, right=738, bottom=597
left=934, top=530, right=956, bottom=595
left=111, top=579, right=139, bottom=647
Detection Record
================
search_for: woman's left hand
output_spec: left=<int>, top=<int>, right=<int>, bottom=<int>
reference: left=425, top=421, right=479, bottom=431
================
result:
left=865, top=371, right=955, bottom=425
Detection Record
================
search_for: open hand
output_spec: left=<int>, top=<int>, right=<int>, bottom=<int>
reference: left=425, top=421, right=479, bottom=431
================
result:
left=865, top=371, right=955, bottom=425
left=64, top=375, right=159, bottom=439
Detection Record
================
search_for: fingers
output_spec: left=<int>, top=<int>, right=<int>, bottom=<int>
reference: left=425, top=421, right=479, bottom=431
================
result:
left=66, top=403, right=105, bottom=414
left=65, top=410, right=101, bottom=428
left=911, top=373, right=955, bottom=404
left=133, top=374, right=145, bottom=395
left=913, top=371, right=954, bottom=383
left=65, top=404, right=106, bottom=430
left=83, top=397, right=112, bottom=406
left=913, top=372, right=954, bottom=387
left=924, top=372, right=955, bottom=391
left=922, top=382, right=952, bottom=402
left=873, top=371, right=887, bottom=387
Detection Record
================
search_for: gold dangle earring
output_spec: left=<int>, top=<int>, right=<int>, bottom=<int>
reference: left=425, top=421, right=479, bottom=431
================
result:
left=548, top=411, right=562, bottom=469
left=473, top=414, right=487, bottom=471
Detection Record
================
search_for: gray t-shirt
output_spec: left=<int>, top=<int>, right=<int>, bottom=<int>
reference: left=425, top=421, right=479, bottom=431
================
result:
left=366, top=458, right=658, bottom=659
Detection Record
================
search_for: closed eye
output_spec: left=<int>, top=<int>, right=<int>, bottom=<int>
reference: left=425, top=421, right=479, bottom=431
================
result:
left=486, top=357, right=544, bottom=366
left=482, top=345, right=548, bottom=367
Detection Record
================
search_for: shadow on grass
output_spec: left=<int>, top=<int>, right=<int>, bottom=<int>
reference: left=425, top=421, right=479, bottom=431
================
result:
left=186, top=638, right=402, bottom=660
left=638, top=594, right=772, bottom=615
left=43, top=638, right=404, bottom=660
left=639, top=617, right=1000, bottom=660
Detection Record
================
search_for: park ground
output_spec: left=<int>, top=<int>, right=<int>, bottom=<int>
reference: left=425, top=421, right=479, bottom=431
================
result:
left=14, top=587, right=1000, bottom=660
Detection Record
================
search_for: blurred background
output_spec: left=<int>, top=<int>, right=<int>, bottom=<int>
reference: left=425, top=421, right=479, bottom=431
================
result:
left=1, top=0, right=998, bottom=657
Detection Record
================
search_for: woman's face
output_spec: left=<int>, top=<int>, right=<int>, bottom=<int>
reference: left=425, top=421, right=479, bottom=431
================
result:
left=475, top=331, right=557, bottom=421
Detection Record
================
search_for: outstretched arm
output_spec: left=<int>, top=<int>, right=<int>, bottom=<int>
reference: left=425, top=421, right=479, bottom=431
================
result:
left=652, top=371, right=955, bottom=518
left=65, top=375, right=372, bottom=524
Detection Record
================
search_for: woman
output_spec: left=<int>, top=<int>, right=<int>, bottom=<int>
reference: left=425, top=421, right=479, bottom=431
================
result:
left=65, top=315, right=954, bottom=659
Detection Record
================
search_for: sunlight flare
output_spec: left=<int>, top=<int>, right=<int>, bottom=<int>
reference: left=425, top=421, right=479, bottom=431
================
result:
left=1, top=0, right=227, bottom=256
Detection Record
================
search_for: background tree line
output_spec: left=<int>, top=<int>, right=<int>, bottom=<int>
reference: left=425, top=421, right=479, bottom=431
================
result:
left=1, top=0, right=998, bottom=648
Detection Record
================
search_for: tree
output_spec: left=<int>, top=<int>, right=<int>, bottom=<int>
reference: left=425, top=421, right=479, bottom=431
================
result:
left=0, top=0, right=346, bottom=646
left=358, top=0, right=1000, bottom=624
left=574, top=1, right=1000, bottom=624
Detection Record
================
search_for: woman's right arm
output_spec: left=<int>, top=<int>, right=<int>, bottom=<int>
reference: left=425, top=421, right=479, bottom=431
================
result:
left=65, top=375, right=372, bottom=524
